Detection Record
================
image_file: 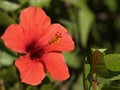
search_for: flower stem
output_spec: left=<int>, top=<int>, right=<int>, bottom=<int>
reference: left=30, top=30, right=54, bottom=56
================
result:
left=92, top=81, right=97, bottom=90
left=91, top=73, right=97, bottom=90
left=0, top=78, right=5, bottom=90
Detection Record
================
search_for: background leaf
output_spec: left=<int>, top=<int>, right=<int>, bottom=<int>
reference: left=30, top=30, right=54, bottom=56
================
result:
left=78, top=2, right=95, bottom=47
left=0, top=11, right=15, bottom=26
left=71, top=74, right=84, bottom=90
left=0, top=42, right=17, bottom=67
left=29, top=0, right=51, bottom=7
left=0, top=0, right=20, bottom=12
left=19, top=0, right=28, bottom=5
left=63, top=52, right=81, bottom=69
left=104, top=0, right=117, bottom=12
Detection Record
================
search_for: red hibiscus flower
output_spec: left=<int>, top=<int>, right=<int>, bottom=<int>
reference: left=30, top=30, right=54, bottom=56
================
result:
left=1, top=7, right=74, bottom=85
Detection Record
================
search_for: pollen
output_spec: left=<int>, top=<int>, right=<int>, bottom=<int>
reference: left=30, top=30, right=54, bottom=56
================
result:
left=49, top=32, right=62, bottom=45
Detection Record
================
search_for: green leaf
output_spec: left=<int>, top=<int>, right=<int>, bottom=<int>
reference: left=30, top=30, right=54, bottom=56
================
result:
left=104, top=54, right=120, bottom=71
left=85, top=64, right=90, bottom=79
left=0, top=11, right=15, bottom=26
left=78, top=2, right=95, bottom=47
left=97, top=77, right=110, bottom=86
left=29, top=0, right=51, bottom=7
left=0, top=42, right=17, bottom=67
left=110, top=74, right=120, bottom=80
left=0, top=1, right=20, bottom=12
left=0, top=51, right=15, bottom=66
left=63, top=52, right=81, bottom=69
left=0, top=66, right=19, bottom=84
left=71, top=74, right=84, bottom=90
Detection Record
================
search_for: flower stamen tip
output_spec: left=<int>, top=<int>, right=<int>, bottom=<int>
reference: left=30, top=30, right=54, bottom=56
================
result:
left=49, top=32, right=62, bottom=45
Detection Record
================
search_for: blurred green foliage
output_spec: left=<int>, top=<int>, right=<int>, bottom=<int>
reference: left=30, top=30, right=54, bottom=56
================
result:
left=0, top=0, right=120, bottom=90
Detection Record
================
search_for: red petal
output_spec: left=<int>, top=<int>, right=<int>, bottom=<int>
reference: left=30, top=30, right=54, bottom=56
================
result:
left=41, top=52, right=70, bottom=80
left=15, top=55, right=46, bottom=85
left=20, top=7, right=51, bottom=38
left=40, top=24, right=74, bottom=52
left=1, top=24, right=27, bottom=53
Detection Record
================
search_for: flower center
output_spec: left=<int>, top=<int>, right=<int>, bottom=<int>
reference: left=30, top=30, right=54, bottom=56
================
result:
left=25, top=32, right=62, bottom=60
left=26, top=40, right=44, bottom=60
left=30, top=49, right=44, bottom=60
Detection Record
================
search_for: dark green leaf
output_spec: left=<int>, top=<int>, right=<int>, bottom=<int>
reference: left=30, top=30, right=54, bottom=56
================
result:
left=102, top=86, right=120, bottom=90
left=0, top=11, right=15, bottom=26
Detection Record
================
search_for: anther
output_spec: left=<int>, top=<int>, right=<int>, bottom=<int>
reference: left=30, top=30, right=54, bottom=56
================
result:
left=48, top=32, right=62, bottom=45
